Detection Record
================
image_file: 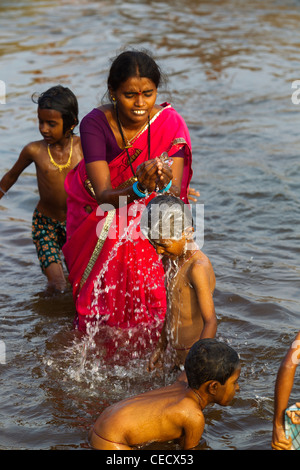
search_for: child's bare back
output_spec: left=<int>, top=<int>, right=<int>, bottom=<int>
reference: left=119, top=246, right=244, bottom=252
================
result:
left=90, top=378, right=204, bottom=450
left=89, top=339, right=241, bottom=451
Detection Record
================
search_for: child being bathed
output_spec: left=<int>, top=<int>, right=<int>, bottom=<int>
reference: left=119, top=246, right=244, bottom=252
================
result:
left=89, top=338, right=241, bottom=450
left=141, top=194, right=217, bottom=370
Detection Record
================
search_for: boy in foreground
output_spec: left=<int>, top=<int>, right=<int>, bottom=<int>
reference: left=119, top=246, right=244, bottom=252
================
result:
left=89, top=338, right=241, bottom=450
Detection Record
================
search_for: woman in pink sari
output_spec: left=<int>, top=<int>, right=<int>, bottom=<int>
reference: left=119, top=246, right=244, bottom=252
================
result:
left=63, top=50, right=193, bottom=348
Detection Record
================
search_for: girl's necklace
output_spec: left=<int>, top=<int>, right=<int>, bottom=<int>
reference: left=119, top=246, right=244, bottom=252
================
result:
left=47, top=135, right=73, bottom=172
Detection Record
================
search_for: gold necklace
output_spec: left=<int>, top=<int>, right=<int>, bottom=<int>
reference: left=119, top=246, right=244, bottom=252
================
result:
left=48, top=136, right=73, bottom=172
left=120, top=121, right=148, bottom=149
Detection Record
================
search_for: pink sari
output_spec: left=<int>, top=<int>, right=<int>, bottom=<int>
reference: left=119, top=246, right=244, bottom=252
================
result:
left=63, top=104, right=192, bottom=337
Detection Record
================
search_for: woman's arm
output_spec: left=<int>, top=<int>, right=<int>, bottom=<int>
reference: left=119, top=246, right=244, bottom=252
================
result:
left=168, top=157, right=183, bottom=197
left=86, top=158, right=170, bottom=208
left=86, top=156, right=176, bottom=208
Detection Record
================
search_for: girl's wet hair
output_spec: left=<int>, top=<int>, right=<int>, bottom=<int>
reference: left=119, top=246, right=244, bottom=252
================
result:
left=107, top=48, right=164, bottom=94
left=185, top=338, right=240, bottom=389
left=140, top=194, right=193, bottom=242
left=32, top=85, right=79, bottom=134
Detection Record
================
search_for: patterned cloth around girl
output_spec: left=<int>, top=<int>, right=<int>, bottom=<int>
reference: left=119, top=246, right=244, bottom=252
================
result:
left=32, top=208, right=66, bottom=271
left=285, top=404, right=300, bottom=450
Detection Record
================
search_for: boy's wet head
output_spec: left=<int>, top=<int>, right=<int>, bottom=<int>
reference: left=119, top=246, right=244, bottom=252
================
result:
left=32, top=85, right=79, bottom=134
left=185, top=338, right=240, bottom=391
left=141, top=194, right=193, bottom=244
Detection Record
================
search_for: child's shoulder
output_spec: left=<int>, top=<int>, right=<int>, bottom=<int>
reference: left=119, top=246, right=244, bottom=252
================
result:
left=178, top=394, right=205, bottom=425
left=189, top=250, right=215, bottom=279
left=73, top=135, right=81, bottom=143
left=72, top=134, right=82, bottom=149
left=192, top=250, right=211, bottom=267
left=22, top=139, right=46, bottom=158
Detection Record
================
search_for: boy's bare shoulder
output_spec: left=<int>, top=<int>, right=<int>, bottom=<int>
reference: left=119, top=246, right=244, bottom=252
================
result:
left=189, top=251, right=216, bottom=287
left=191, top=251, right=213, bottom=272
left=21, top=140, right=46, bottom=160
left=178, top=396, right=205, bottom=427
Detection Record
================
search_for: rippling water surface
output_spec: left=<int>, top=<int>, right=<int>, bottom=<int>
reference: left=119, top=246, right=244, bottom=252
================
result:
left=0, top=0, right=299, bottom=450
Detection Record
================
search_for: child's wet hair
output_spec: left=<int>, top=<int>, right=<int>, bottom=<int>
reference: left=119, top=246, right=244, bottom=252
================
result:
left=32, top=85, right=79, bottom=134
left=185, top=338, right=240, bottom=389
left=140, top=194, right=193, bottom=242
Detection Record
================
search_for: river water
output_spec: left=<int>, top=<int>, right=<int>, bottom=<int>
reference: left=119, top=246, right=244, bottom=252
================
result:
left=0, top=0, right=299, bottom=451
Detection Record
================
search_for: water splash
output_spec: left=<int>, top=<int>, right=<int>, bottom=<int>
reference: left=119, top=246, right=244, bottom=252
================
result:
left=64, top=199, right=166, bottom=382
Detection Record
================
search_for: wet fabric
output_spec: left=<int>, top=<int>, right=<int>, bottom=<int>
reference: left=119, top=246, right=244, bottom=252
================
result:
left=63, top=103, right=192, bottom=332
left=32, top=208, right=66, bottom=271
left=285, top=404, right=300, bottom=450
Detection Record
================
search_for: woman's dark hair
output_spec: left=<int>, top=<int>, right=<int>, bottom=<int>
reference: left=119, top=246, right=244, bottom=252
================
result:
left=32, top=85, right=79, bottom=134
left=107, top=49, right=163, bottom=93
left=185, top=339, right=240, bottom=389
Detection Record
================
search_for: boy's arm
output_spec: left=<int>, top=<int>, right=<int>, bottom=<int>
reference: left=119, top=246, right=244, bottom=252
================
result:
left=189, top=263, right=217, bottom=339
left=0, top=144, right=34, bottom=200
left=272, top=331, right=300, bottom=450
left=180, top=411, right=205, bottom=450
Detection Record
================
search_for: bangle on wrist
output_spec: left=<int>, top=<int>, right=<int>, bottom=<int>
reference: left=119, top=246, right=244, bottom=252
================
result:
left=158, top=180, right=172, bottom=193
left=133, top=181, right=148, bottom=198
left=0, top=186, right=6, bottom=195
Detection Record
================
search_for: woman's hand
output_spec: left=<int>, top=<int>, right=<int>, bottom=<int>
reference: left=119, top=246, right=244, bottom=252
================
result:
left=136, top=158, right=172, bottom=193
left=188, top=187, right=200, bottom=202
left=155, top=159, right=172, bottom=191
left=136, top=159, right=158, bottom=192
left=287, top=402, right=300, bottom=424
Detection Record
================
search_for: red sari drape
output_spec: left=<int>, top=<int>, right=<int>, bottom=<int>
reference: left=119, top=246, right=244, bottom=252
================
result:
left=63, top=104, right=192, bottom=336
